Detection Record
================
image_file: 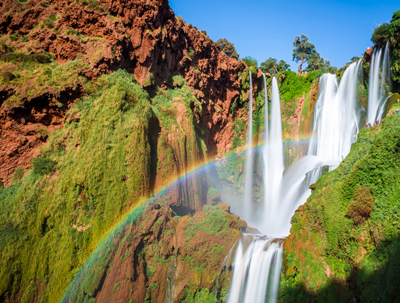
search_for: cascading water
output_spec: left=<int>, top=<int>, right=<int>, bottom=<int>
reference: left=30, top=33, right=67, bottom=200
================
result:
left=226, top=235, right=283, bottom=303
left=226, top=76, right=285, bottom=303
left=367, top=41, right=391, bottom=123
left=263, top=77, right=284, bottom=236
left=308, top=61, right=363, bottom=165
left=225, top=62, right=364, bottom=302
left=243, top=71, right=254, bottom=222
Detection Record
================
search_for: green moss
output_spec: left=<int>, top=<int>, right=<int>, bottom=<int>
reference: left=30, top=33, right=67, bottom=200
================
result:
left=279, top=115, right=400, bottom=302
left=0, top=70, right=154, bottom=302
left=0, top=57, right=87, bottom=105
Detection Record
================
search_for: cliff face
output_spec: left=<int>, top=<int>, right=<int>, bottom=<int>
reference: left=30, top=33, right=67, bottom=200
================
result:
left=64, top=202, right=246, bottom=303
left=0, top=0, right=260, bottom=185
left=0, top=0, right=265, bottom=299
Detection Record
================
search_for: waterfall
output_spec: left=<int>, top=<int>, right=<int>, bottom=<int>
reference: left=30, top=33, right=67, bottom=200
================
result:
left=308, top=61, right=362, bottom=165
left=367, top=41, right=391, bottom=123
left=263, top=77, right=284, bottom=236
left=226, top=235, right=283, bottom=303
left=226, top=62, right=363, bottom=302
left=243, top=71, right=253, bottom=222
left=262, top=74, right=269, bottom=225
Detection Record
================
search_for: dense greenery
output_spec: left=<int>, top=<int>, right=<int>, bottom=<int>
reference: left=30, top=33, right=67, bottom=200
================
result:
left=241, top=56, right=257, bottom=68
left=279, top=115, right=400, bottom=302
left=0, top=69, right=208, bottom=302
left=371, top=9, right=400, bottom=90
left=260, top=57, right=290, bottom=75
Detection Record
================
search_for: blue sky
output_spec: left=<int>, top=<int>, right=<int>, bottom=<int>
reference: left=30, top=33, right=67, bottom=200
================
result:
left=169, top=0, right=399, bottom=70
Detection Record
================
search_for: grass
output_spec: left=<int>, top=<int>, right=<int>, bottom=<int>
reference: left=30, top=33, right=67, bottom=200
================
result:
left=0, top=56, right=87, bottom=106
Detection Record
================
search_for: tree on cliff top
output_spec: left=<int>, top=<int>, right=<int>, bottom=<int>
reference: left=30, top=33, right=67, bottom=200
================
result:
left=305, top=53, right=331, bottom=71
left=260, top=57, right=290, bottom=75
left=215, top=38, right=239, bottom=59
left=292, top=34, right=317, bottom=74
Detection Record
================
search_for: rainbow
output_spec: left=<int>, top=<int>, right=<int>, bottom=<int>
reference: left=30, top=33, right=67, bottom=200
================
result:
left=60, top=136, right=316, bottom=301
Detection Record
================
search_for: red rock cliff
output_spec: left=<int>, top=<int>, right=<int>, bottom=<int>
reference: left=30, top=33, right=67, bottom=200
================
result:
left=0, top=0, right=262, bottom=185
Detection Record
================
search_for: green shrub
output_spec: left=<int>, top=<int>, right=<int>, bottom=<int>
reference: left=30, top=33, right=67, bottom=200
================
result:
left=0, top=52, right=53, bottom=64
left=1, top=71, right=16, bottom=81
left=41, top=13, right=56, bottom=29
left=32, top=157, right=55, bottom=176
left=242, top=56, right=257, bottom=68
left=75, top=0, right=106, bottom=13
left=345, top=186, right=374, bottom=224
left=187, top=47, right=195, bottom=58
left=10, top=33, right=21, bottom=41
left=371, top=23, right=391, bottom=45
left=207, top=187, right=220, bottom=199
left=172, top=74, right=185, bottom=87
left=0, top=43, right=14, bottom=54
left=13, top=168, right=24, bottom=183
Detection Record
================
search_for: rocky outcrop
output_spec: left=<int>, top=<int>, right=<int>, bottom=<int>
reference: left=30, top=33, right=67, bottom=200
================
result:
left=64, top=202, right=246, bottom=303
left=0, top=87, right=82, bottom=185
left=0, top=0, right=262, bottom=185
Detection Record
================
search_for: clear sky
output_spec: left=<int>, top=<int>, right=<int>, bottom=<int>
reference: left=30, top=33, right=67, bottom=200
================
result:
left=169, top=0, right=399, bottom=71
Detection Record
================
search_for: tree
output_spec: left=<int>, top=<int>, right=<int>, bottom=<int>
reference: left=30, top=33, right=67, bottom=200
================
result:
left=292, top=34, right=317, bottom=74
left=305, top=53, right=331, bottom=71
left=351, top=56, right=360, bottom=63
left=260, top=57, right=290, bottom=74
left=215, top=38, right=239, bottom=60
left=242, top=56, right=257, bottom=68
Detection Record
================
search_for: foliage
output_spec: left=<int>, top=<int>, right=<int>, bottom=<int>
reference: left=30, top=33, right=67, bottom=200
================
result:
left=260, top=57, right=290, bottom=75
left=75, top=0, right=106, bottom=13
left=305, top=53, right=331, bottom=72
left=0, top=43, right=14, bottom=54
left=0, top=52, right=53, bottom=64
left=40, top=13, right=56, bottom=29
left=292, top=34, right=317, bottom=73
left=350, top=56, right=360, bottom=63
left=182, top=288, right=217, bottom=303
left=32, top=157, right=55, bottom=176
left=241, top=56, right=257, bottom=68
left=279, top=115, right=400, bottom=302
left=215, top=38, right=239, bottom=60
left=278, top=70, right=323, bottom=117
left=370, top=9, right=400, bottom=91
left=187, top=47, right=195, bottom=58
left=0, top=56, right=86, bottom=105
left=345, top=186, right=374, bottom=224
left=371, top=23, right=391, bottom=46
left=0, top=70, right=155, bottom=302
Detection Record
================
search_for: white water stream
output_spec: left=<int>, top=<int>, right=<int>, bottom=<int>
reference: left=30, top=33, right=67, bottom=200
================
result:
left=225, top=62, right=365, bottom=302
left=367, top=41, right=391, bottom=123
left=243, top=71, right=254, bottom=222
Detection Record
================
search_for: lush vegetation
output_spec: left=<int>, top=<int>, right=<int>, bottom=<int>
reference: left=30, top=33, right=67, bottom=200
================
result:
left=279, top=115, right=400, bottom=302
left=0, top=69, right=208, bottom=302
left=260, top=57, right=290, bottom=75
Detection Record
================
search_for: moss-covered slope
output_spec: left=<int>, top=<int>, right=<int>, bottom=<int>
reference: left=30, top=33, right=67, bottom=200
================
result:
left=0, top=70, right=213, bottom=302
left=279, top=115, right=400, bottom=302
